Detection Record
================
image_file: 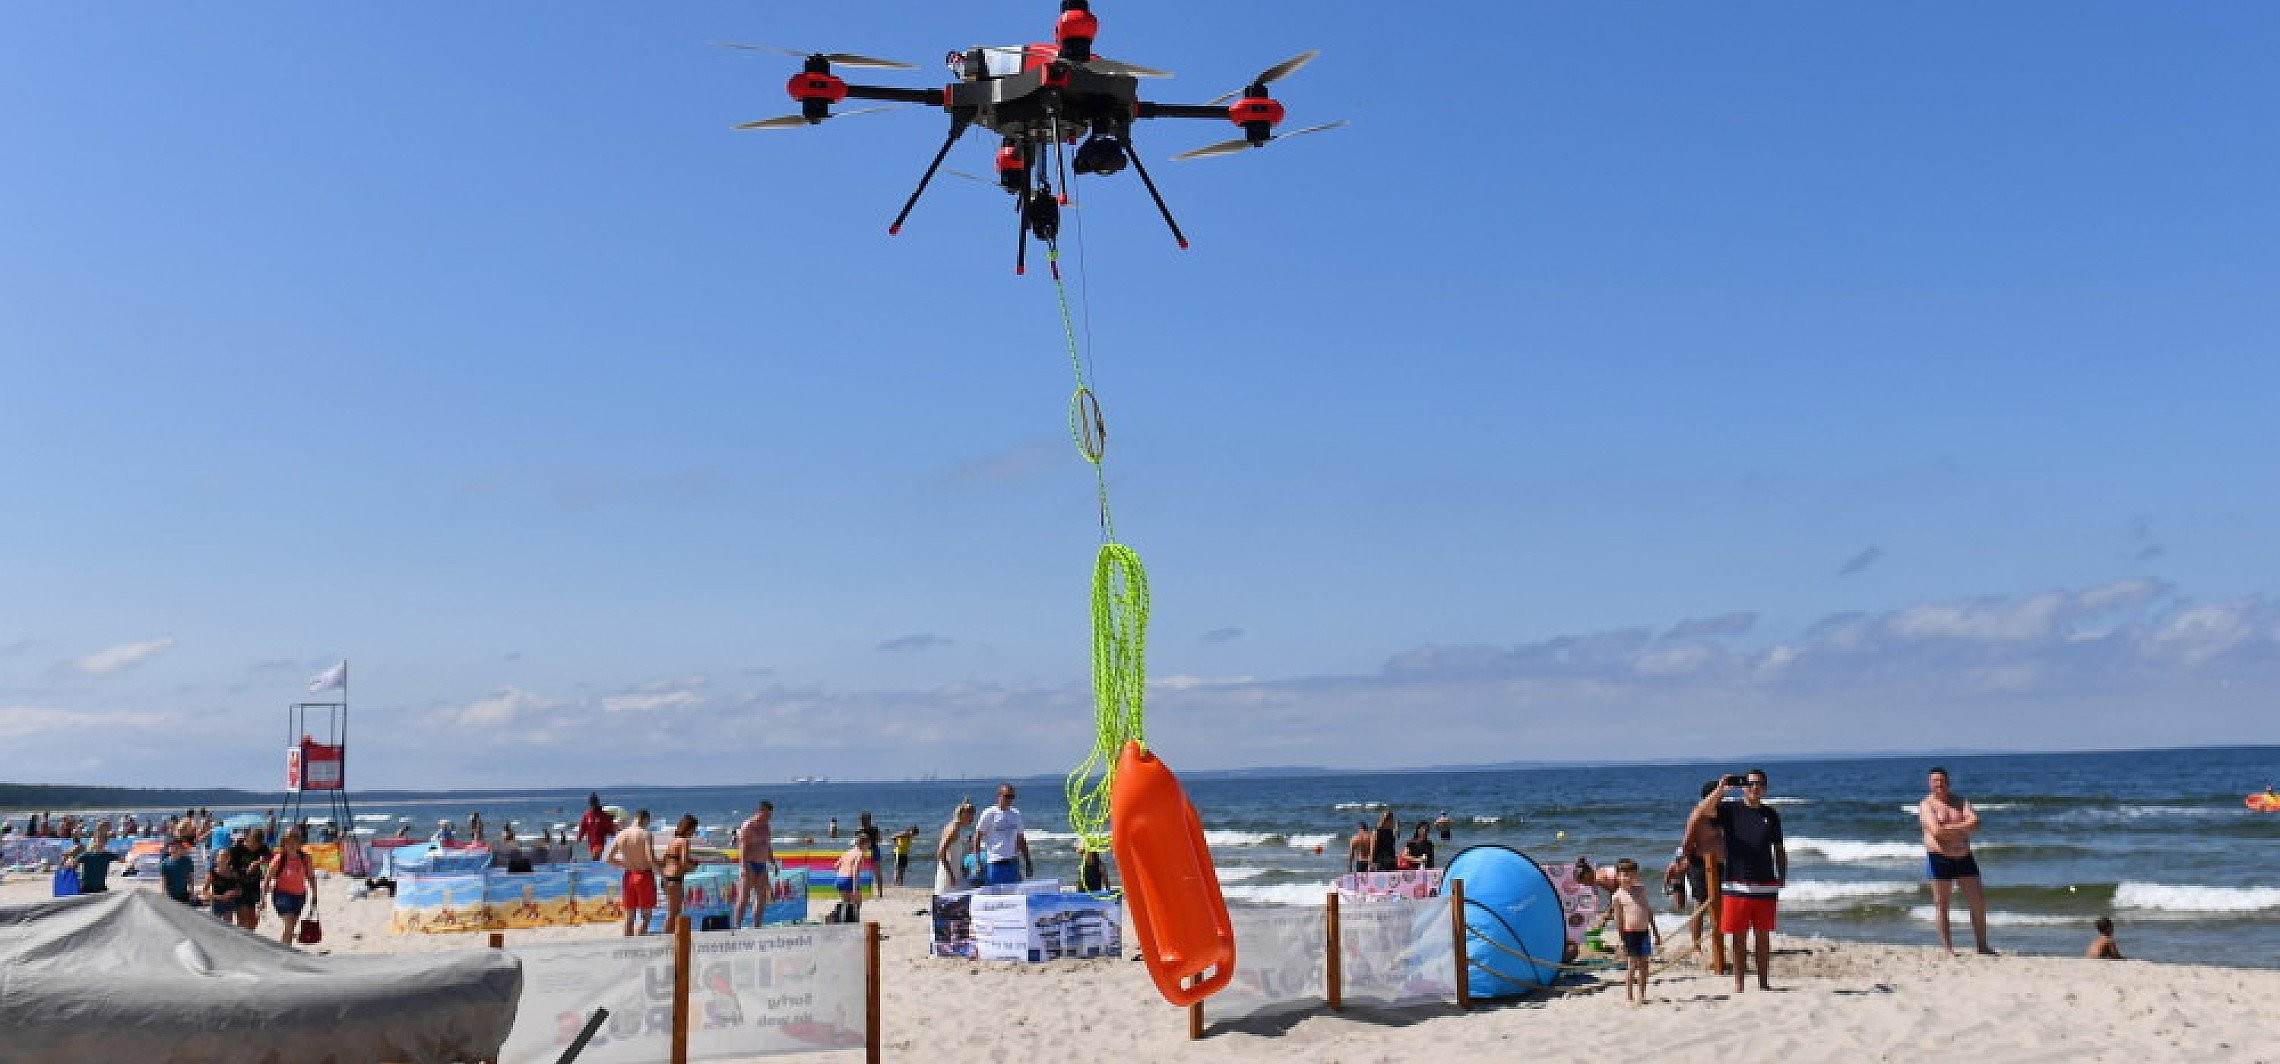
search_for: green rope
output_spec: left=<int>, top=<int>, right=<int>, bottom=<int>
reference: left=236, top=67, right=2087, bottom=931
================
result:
left=1050, top=246, right=1150, bottom=854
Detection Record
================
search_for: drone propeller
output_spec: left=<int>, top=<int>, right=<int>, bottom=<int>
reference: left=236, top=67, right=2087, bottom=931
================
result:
left=714, top=42, right=916, bottom=70
left=1085, top=56, right=1174, bottom=78
left=973, top=45, right=1173, bottom=79
left=734, top=105, right=899, bottom=131
left=1170, top=120, right=1345, bottom=160
left=1206, top=49, right=1320, bottom=105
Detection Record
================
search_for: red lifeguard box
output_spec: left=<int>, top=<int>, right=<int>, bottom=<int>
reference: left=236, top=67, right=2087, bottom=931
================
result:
left=282, top=674, right=369, bottom=876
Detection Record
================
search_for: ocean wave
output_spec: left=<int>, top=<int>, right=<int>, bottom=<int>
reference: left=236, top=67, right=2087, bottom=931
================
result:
left=1905, top=906, right=2079, bottom=927
left=1202, top=829, right=1335, bottom=850
left=1216, top=867, right=1268, bottom=883
left=1898, top=802, right=2017, bottom=814
left=1469, top=816, right=1503, bottom=825
left=353, top=814, right=393, bottom=823
left=1332, top=802, right=1386, bottom=811
left=2114, top=882, right=2280, bottom=914
left=1223, top=882, right=1334, bottom=907
left=1781, top=880, right=1921, bottom=906
left=1762, top=797, right=1810, bottom=806
left=1787, top=837, right=1920, bottom=864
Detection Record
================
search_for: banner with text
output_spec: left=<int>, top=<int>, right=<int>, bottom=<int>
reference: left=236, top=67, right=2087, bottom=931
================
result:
left=499, top=924, right=869, bottom=1063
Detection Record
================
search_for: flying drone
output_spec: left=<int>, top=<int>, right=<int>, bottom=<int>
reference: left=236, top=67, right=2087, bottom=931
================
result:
left=728, top=0, right=1340, bottom=273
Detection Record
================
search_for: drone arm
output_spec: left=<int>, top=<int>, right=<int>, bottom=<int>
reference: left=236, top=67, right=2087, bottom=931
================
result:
left=843, top=84, right=944, bottom=106
left=887, top=114, right=972, bottom=236
left=1119, top=135, right=1189, bottom=250
left=1134, top=102, right=1230, bottom=121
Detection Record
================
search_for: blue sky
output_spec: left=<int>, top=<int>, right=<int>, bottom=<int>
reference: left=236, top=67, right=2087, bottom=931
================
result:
left=3, top=3, right=2275, bottom=789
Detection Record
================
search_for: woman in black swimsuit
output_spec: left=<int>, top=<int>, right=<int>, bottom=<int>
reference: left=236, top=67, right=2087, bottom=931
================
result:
left=661, top=814, right=698, bottom=931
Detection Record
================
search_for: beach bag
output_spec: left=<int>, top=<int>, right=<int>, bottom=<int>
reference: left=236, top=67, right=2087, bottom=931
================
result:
left=297, top=881, right=323, bottom=944
left=51, top=867, right=79, bottom=897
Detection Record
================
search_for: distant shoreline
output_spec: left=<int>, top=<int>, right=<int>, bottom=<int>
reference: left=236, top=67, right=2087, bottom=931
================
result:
left=6, top=740, right=2272, bottom=812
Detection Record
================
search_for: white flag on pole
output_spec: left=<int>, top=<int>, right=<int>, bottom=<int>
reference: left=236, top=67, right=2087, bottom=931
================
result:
left=308, top=661, right=348, bottom=693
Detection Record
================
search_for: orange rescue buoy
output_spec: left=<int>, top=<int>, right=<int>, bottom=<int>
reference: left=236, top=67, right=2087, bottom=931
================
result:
left=1111, top=740, right=1235, bottom=1007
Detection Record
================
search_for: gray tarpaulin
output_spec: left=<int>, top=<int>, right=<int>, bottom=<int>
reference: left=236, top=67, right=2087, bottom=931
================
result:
left=0, top=889, right=521, bottom=1064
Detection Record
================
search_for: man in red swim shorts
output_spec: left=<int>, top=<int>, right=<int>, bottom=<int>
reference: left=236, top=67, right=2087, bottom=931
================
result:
left=1691, top=769, right=1786, bottom=993
left=604, top=809, right=660, bottom=937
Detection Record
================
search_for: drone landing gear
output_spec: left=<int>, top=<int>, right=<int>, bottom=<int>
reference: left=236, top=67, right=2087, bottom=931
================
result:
left=1121, top=136, right=1189, bottom=250
left=888, top=115, right=973, bottom=236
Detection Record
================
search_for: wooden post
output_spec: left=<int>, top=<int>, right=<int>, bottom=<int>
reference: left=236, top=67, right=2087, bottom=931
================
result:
left=1449, top=877, right=1470, bottom=1010
left=865, top=921, right=882, bottom=1064
left=1324, top=892, right=1342, bottom=1012
left=671, top=916, right=692, bottom=1064
left=1186, top=976, right=1204, bottom=1040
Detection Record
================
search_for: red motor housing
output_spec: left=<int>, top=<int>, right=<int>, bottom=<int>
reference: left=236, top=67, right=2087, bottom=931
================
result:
left=1226, top=96, right=1285, bottom=127
left=786, top=72, right=848, bottom=104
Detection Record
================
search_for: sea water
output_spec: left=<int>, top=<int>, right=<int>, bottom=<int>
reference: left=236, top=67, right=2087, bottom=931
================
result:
left=222, top=744, right=2280, bottom=968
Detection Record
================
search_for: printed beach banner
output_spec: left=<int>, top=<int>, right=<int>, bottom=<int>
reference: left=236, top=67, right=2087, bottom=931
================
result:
left=391, top=873, right=491, bottom=934
left=772, top=848, right=880, bottom=901
left=1335, top=868, right=1444, bottom=901
left=930, top=883, right=1118, bottom=962
left=571, top=863, right=627, bottom=925
left=1540, top=863, right=1600, bottom=944
left=499, top=924, right=869, bottom=1064
left=483, top=869, right=578, bottom=931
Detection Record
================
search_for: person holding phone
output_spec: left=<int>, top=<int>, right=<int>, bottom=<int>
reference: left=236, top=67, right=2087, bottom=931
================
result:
left=1690, top=769, right=1786, bottom=992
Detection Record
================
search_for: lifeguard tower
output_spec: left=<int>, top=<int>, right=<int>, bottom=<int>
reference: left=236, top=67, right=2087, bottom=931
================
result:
left=281, top=663, right=370, bottom=876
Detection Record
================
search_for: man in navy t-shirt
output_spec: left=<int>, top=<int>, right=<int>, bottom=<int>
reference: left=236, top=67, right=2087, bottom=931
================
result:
left=1690, top=768, right=1787, bottom=993
left=159, top=839, right=197, bottom=904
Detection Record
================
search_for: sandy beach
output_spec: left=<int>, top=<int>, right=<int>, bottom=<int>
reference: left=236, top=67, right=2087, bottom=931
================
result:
left=6, top=870, right=2272, bottom=1064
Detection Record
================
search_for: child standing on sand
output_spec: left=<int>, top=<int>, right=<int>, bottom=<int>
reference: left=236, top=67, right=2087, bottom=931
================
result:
left=1604, top=858, right=1657, bottom=1004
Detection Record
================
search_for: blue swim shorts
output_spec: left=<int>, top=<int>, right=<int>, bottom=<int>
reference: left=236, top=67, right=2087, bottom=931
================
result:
left=271, top=890, right=306, bottom=917
left=1620, top=930, right=1653, bottom=957
left=1925, top=852, right=1982, bottom=881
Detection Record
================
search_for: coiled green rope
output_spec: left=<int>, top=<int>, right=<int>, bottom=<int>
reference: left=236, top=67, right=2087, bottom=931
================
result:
left=1050, top=246, right=1149, bottom=855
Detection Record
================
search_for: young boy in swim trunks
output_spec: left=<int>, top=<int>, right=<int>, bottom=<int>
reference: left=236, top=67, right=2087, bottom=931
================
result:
left=2086, top=917, right=2123, bottom=960
left=1604, top=858, right=1658, bottom=1004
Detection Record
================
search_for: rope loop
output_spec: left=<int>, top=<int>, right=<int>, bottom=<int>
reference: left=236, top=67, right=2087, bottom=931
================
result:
left=1070, top=387, right=1107, bottom=464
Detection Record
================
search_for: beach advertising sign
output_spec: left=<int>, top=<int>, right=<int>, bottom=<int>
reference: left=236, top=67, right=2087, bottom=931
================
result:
left=949, top=888, right=1121, bottom=962
left=500, top=925, right=868, bottom=1063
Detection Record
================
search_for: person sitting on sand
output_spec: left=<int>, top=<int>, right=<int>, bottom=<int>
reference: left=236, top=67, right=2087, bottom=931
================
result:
left=2087, top=917, right=2124, bottom=959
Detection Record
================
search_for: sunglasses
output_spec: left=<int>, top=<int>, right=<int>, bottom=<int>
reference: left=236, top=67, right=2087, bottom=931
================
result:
left=1744, top=780, right=1768, bottom=788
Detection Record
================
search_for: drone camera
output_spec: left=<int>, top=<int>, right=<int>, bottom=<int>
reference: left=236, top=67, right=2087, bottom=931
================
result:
left=1074, top=133, right=1127, bottom=175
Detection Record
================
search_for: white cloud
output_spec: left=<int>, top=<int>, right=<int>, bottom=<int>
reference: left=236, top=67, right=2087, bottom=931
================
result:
left=76, top=638, right=176, bottom=676
left=1632, top=645, right=1716, bottom=677
left=0, top=706, right=171, bottom=732
left=2145, top=600, right=2259, bottom=666
left=601, top=690, right=702, bottom=713
left=454, top=688, right=556, bottom=726
left=1155, top=674, right=1258, bottom=690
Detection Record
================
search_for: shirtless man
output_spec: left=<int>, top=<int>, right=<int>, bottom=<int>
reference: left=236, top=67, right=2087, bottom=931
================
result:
left=1682, top=778, right=1729, bottom=974
left=1346, top=820, right=1373, bottom=875
left=604, top=809, right=659, bottom=937
left=1920, top=766, right=1993, bottom=955
left=734, top=801, right=776, bottom=929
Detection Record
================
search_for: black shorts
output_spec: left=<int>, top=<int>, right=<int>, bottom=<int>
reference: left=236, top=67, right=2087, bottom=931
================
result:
left=1684, top=860, right=1709, bottom=906
left=1925, top=851, right=1981, bottom=881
